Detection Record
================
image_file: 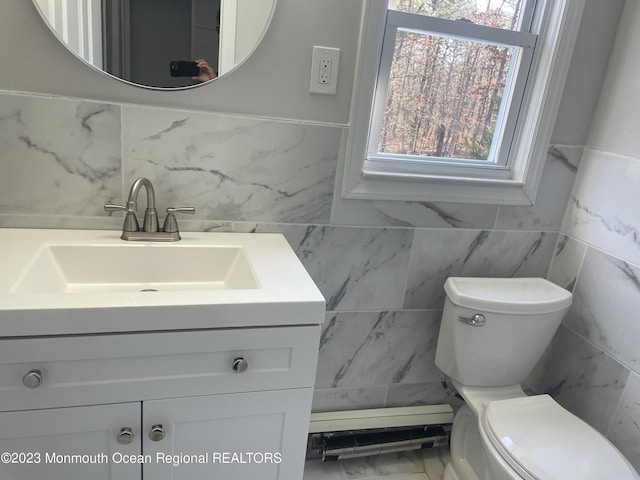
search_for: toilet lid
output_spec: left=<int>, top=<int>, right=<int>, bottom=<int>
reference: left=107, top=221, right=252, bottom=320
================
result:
left=484, top=395, right=639, bottom=480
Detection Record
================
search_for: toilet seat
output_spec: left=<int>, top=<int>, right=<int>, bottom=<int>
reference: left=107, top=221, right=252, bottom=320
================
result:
left=481, top=395, right=639, bottom=480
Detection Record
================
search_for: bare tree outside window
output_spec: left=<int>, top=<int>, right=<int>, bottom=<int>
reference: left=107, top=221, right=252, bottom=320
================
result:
left=389, top=0, right=523, bottom=30
left=379, top=0, right=524, bottom=161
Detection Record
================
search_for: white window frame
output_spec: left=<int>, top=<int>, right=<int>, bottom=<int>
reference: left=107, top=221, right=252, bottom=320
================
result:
left=342, top=0, right=585, bottom=205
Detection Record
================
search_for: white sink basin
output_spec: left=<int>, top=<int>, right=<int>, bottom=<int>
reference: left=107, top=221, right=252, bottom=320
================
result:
left=0, top=229, right=325, bottom=336
left=12, top=244, right=258, bottom=294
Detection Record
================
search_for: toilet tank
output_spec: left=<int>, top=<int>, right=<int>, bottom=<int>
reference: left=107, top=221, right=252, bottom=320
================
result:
left=435, top=277, right=572, bottom=387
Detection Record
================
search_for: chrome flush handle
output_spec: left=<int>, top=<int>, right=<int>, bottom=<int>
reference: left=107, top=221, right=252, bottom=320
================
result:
left=457, top=313, right=486, bottom=327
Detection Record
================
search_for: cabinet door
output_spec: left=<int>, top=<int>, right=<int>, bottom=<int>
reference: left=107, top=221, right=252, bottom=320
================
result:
left=143, top=388, right=312, bottom=480
left=0, top=403, right=140, bottom=480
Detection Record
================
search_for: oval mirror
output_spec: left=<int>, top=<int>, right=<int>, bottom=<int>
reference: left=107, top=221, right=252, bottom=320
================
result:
left=32, top=0, right=276, bottom=89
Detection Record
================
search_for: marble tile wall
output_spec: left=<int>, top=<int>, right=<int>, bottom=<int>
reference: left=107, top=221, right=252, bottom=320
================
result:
left=0, top=91, right=578, bottom=414
left=527, top=3, right=640, bottom=469
left=0, top=95, right=121, bottom=218
left=528, top=148, right=640, bottom=471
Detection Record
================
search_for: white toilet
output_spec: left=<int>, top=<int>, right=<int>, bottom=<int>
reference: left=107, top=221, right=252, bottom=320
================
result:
left=435, top=277, right=640, bottom=480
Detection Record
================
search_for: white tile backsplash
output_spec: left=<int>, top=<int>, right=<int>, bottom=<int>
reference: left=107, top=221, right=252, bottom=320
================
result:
left=122, top=106, right=340, bottom=224
left=243, top=224, right=414, bottom=311
left=403, top=229, right=558, bottom=309
left=311, top=386, right=387, bottom=413
left=0, top=95, right=121, bottom=216
left=528, top=325, right=630, bottom=435
left=495, top=145, right=581, bottom=231
left=546, top=234, right=587, bottom=292
left=331, top=196, right=500, bottom=229
left=316, top=311, right=442, bottom=389
left=564, top=248, right=640, bottom=371
left=562, top=149, right=640, bottom=265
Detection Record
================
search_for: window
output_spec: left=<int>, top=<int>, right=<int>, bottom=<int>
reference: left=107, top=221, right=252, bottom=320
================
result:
left=343, top=0, right=585, bottom=204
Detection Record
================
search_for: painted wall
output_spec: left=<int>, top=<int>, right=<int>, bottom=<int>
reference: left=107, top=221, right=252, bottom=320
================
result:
left=528, top=0, right=640, bottom=470
left=0, top=0, right=360, bottom=123
left=0, top=0, right=623, bottom=413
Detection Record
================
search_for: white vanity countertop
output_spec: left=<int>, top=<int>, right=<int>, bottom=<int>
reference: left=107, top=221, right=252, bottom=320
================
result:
left=0, top=228, right=325, bottom=337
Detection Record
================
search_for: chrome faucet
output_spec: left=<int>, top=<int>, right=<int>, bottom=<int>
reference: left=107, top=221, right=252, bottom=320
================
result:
left=104, top=177, right=195, bottom=241
left=124, top=177, right=159, bottom=234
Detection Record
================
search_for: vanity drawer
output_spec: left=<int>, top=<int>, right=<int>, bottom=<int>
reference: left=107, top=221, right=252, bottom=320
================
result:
left=0, top=325, right=320, bottom=412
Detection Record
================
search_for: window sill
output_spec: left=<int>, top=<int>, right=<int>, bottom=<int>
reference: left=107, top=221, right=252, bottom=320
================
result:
left=342, top=170, right=534, bottom=205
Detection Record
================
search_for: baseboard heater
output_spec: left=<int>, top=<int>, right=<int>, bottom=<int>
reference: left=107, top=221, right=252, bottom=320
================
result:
left=306, top=405, right=454, bottom=461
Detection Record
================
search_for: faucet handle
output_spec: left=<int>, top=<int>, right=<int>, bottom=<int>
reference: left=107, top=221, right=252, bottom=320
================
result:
left=162, top=207, right=196, bottom=234
left=166, top=207, right=196, bottom=215
left=104, top=203, right=127, bottom=212
left=104, top=204, right=140, bottom=232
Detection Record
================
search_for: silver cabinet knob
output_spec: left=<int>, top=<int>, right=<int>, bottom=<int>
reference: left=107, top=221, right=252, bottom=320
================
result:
left=117, top=427, right=135, bottom=445
left=232, top=357, right=248, bottom=373
left=148, top=424, right=165, bottom=442
left=22, top=370, right=42, bottom=388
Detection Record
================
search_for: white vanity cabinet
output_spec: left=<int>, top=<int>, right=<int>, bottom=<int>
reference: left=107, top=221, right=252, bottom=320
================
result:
left=0, top=325, right=320, bottom=480
left=0, top=403, right=141, bottom=480
left=143, top=388, right=313, bottom=480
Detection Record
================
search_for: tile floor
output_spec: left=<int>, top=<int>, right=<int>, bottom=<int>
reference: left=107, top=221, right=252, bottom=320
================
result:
left=303, top=447, right=450, bottom=480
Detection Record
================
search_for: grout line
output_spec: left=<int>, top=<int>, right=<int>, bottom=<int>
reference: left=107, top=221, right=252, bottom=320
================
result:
left=0, top=88, right=350, bottom=129
left=606, top=371, right=631, bottom=438
left=492, top=205, right=501, bottom=230
left=560, top=231, right=640, bottom=270
left=560, top=321, right=638, bottom=380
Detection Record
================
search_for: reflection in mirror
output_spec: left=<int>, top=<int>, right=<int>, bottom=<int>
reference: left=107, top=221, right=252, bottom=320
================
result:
left=32, top=0, right=276, bottom=89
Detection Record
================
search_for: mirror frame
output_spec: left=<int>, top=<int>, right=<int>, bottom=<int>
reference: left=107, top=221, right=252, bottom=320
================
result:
left=31, top=0, right=277, bottom=91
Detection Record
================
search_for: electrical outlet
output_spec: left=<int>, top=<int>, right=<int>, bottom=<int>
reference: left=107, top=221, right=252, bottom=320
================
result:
left=319, top=58, right=332, bottom=84
left=310, top=46, right=339, bottom=95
